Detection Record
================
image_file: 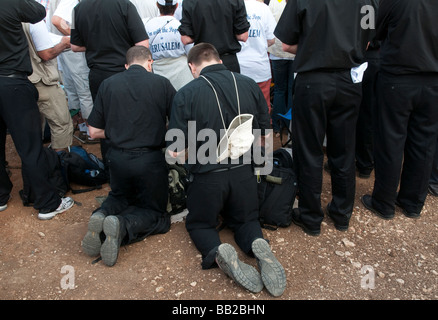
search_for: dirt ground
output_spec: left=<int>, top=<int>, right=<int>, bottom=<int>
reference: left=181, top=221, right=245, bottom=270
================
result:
left=1, top=131, right=437, bottom=304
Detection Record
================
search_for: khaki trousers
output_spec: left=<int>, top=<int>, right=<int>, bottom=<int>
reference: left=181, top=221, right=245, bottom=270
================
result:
left=35, top=81, right=73, bottom=149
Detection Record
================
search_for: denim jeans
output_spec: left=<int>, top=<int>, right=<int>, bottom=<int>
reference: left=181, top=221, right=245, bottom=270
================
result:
left=271, top=59, right=294, bottom=133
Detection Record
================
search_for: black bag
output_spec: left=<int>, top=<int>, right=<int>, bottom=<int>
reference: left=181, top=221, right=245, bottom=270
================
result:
left=58, top=146, right=109, bottom=193
left=257, top=148, right=297, bottom=230
left=167, top=163, right=189, bottom=214
left=19, top=147, right=69, bottom=206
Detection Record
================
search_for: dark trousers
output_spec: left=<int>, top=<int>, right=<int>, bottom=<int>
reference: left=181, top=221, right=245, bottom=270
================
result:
left=292, top=70, right=362, bottom=228
left=99, top=147, right=169, bottom=244
left=355, top=57, right=380, bottom=175
left=220, top=53, right=240, bottom=73
left=430, top=135, right=438, bottom=187
left=88, top=67, right=121, bottom=167
left=271, top=59, right=295, bottom=133
left=0, top=77, right=60, bottom=211
left=186, top=165, right=263, bottom=269
left=372, top=72, right=438, bottom=215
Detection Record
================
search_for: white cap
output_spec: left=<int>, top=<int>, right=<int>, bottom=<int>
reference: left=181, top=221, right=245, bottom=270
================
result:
left=157, top=0, right=178, bottom=5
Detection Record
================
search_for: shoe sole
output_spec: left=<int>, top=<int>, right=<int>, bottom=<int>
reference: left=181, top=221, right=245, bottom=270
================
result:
left=38, top=199, right=74, bottom=220
left=217, top=243, right=263, bottom=293
left=252, top=239, right=286, bottom=297
left=100, top=216, right=121, bottom=267
left=361, top=196, right=394, bottom=220
left=82, top=212, right=105, bottom=256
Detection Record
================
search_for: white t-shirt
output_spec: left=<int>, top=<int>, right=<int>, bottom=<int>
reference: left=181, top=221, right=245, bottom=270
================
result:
left=237, top=0, right=277, bottom=83
left=30, top=21, right=60, bottom=51
left=130, top=0, right=159, bottom=19
left=53, top=0, right=78, bottom=24
left=174, top=0, right=183, bottom=21
left=144, top=16, right=191, bottom=60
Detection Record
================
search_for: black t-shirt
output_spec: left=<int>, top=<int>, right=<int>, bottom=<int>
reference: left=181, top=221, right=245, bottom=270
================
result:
left=178, top=0, right=250, bottom=55
left=87, top=65, right=176, bottom=150
left=168, top=64, right=270, bottom=174
left=71, top=0, right=148, bottom=73
left=375, top=0, right=438, bottom=75
left=0, top=0, right=46, bottom=75
left=274, top=0, right=377, bottom=73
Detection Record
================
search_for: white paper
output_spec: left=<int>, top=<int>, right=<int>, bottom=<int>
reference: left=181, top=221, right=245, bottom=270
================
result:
left=351, top=62, right=368, bottom=83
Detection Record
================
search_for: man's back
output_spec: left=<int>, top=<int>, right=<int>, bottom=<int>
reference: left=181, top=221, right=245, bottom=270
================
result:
left=275, top=0, right=377, bottom=73
left=376, top=0, right=438, bottom=74
left=0, top=0, right=46, bottom=75
left=71, top=0, right=148, bottom=72
left=178, top=0, right=249, bottom=55
left=92, top=66, right=175, bottom=149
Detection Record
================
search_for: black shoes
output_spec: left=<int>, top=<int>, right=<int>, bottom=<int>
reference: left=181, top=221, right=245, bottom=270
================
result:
left=326, top=203, right=349, bottom=232
left=291, top=208, right=320, bottom=236
left=395, top=200, right=420, bottom=219
left=361, top=195, right=394, bottom=220
left=428, top=184, right=438, bottom=197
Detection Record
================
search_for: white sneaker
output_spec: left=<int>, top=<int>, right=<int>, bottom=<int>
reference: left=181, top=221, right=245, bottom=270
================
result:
left=38, top=197, right=74, bottom=220
left=0, top=195, right=11, bottom=212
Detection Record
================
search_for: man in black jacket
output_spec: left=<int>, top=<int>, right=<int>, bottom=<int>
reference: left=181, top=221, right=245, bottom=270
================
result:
left=178, top=0, right=250, bottom=73
left=83, top=46, right=175, bottom=267
left=361, top=0, right=438, bottom=220
left=274, top=0, right=378, bottom=235
left=0, top=0, right=74, bottom=219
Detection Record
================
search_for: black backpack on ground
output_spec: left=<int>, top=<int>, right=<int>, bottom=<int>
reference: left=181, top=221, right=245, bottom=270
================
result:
left=257, top=148, right=297, bottom=230
left=58, top=145, right=109, bottom=194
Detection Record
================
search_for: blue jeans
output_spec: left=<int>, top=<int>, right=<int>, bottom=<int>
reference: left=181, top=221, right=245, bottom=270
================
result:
left=271, top=59, right=294, bottom=133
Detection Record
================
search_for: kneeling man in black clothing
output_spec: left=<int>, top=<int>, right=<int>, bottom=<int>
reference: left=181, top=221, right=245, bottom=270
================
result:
left=167, top=43, right=286, bottom=296
left=83, top=46, right=176, bottom=266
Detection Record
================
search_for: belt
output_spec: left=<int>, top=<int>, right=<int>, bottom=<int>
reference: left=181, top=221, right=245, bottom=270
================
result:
left=0, top=72, right=28, bottom=80
left=209, top=163, right=246, bottom=173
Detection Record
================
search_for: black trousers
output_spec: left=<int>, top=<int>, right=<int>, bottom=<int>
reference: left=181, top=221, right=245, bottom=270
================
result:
left=371, top=72, right=438, bottom=215
left=99, top=147, right=169, bottom=244
left=0, top=77, right=60, bottom=211
left=186, top=164, right=263, bottom=269
left=220, top=53, right=240, bottom=73
left=355, top=57, right=380, bottom=175
left=292, top=70, right=362, bottom=229
left=430, top=135, right=438, bottom=188
left=88, top=67, right=121, bottom=168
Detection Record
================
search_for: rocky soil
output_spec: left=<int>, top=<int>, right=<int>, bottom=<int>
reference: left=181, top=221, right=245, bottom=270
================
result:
left=1, top=133, right=437, bottom=305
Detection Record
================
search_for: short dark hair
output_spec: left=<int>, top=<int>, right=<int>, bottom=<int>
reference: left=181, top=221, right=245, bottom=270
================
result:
left=126, top=45, right=152, bottom=65
left=187, top=43, right=221, bottom=66
left=157, top=2, right=177, bottom=15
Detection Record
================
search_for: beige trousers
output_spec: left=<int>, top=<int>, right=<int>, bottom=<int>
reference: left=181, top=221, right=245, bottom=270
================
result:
left=35, top=81, right=73, bottom=149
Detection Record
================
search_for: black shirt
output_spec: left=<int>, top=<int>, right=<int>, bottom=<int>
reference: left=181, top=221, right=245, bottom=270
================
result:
left=274, top=0, right=377, bottom=73
left=87, top=65, right=176, bottom=150
left=168, top=64, right=270, bottom=174
left=71, top=0, right=148, bottom=73
left=178, top=0, right=250, bottom=55
left=0, top=0, right=46, bottom=76
left=375, top=0, right=438, bottom=75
